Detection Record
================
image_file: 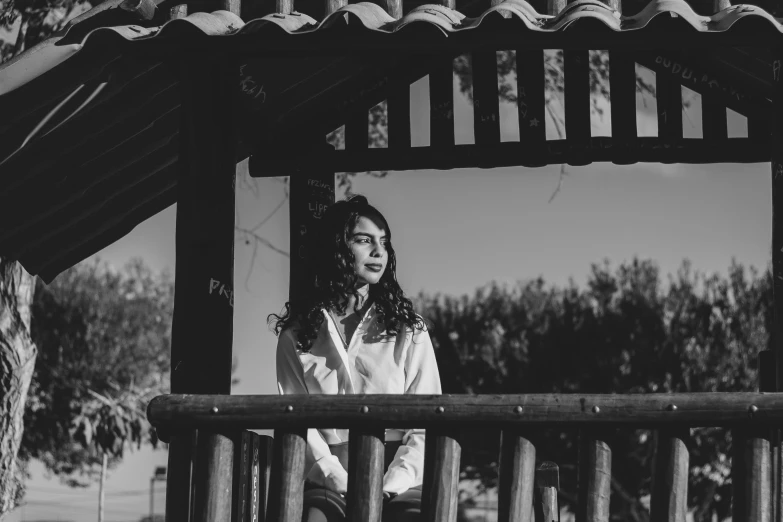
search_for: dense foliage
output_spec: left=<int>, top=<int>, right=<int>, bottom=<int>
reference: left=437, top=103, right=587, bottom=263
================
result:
left=21, top=259, right=173, bottom=486
left=417, top=258, right=769, bottom=522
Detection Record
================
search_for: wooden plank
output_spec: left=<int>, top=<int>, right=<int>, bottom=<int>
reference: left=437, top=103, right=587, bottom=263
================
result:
left=497, top=430, right=536, bottom=522
left=576, top=431, right=611, bottom=522
left=702, top=92, right=728, bottom=141
left=347, top=428, right=385, bottom=522
left=249, top=137, right=771, bottom=175
left=387, top=74, right=411, bottom=150
left=748, top=117, right=770, bottom=142
left=148, top=393, right=783, bottom=432
left=472, top=50, right=501, bottom=146
left=422, top=430, right=461, bottom=522
left=167, top=54, right=238, bottom=522
left=232, top=431, right=252, bottom=522
left=516, top=49, right=546, bottom=145
left=345, top=105, right=369, bottom=151
left=650, top=428, right=689, bottom=522
left=656, top=65, right=683, bottom=141
left=266, top=429, right=307, bottom=522
left=732, top=427, right=772, bottom=522
left=288, top=166, right=335, bottom=301
left=609, top=50, right=637, bottom=146
left=564, top=49, right=591, bottom=146
left=429, top=56, right=455, bottom=148
left=193, top=431, right=235, bottom=522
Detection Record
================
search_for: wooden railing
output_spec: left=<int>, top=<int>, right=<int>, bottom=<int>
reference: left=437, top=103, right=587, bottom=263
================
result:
left=148, top=393, right=783, bottom=522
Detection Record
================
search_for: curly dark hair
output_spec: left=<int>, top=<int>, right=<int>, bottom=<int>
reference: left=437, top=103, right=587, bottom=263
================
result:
left=269, top=194, right=424, bottom=351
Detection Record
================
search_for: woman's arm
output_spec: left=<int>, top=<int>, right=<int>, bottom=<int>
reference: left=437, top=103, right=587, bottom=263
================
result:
left=276, top=330, right=349, bottom=494
left=382, top=325, right=442, bottom=495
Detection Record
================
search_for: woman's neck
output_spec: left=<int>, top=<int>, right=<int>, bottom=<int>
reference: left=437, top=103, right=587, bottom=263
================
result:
left=339, top=285, right=370, bottom=315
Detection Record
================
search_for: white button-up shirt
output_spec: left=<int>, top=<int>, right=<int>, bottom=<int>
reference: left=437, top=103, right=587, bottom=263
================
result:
left=276, top=305, right=442, bottom=494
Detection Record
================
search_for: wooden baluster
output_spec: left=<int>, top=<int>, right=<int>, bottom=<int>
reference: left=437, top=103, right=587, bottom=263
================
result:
left=193, top=431, right=235, bottom=522
left=732, top=426, right=772, bottom=522
left=266, top=429, right=307, bottom=522
left=748, top=116, right=769, bottom=142
left=252, top=434, right=274, bottom=522
left=759, top=351, right=778, bottom=522
left=516, top=49, right=545, bottom=146
left=656, top=67, right=683, bottom=142
left=564, top=48, right=591, bottom=154
left=430, top=57, right=455, bottom=148
left=609, top=49, right=637, bottom=152
left=472, top=50, right=501, bottom=146
left=423, top=429, right=462, bottom=522
left=276, top=0, right=292, bottom=14
left=346, top=105, right=370, bottom=152
left=650, top=428, right=689, bottom=522
left=702, top=92, right=728, bottom=141
left=347, top=428, right=385, bottom=522
left=497, top=430, right=536, bottom=522
left=167, top=431, right=197, bottom=522
left=576, top=430, right=611, bottom=522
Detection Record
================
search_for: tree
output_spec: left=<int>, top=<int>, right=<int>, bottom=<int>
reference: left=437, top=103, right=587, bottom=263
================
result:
left=19, top=258, right=172, bottom=488
left=0, top=259, right=37, bottom=513
left=416, top=258, right=769, bottom=521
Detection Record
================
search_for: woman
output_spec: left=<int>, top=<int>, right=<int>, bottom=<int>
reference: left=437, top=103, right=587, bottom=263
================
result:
left=271, top=195, right=442, bottom=522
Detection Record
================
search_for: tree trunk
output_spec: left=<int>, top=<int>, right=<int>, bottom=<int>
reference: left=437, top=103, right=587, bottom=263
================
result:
left=98, top=451, right=107, bottom=522
left=0, top=258, right=37, bottom=516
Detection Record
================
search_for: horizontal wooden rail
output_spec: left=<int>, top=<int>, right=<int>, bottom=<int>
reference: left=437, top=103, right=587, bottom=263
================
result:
left=249, top=138, right=771, bottom=176
left=148, top=393, right=783, bottom=430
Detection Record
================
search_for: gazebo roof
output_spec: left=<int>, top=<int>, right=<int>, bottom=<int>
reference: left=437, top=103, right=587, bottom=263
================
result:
left=0, top=0, right=779, bottom=282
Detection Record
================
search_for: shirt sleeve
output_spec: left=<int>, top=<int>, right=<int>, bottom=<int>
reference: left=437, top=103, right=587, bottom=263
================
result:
left=382, top=324, right=442, bottom=494
left=276, top=329, right=348, bottom=494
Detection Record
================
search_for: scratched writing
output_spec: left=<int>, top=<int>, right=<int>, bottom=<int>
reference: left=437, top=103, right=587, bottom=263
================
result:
left=239, top=64, right=266, bottom=102
left=308, top=178, right=334, bottom=193
left=209, top=278, right=234, bottom=308
left=341, top=77, right=388, bottom=111
left=309, top=201, right=329, bottom=219
left=653, top=55, right=738, bottom=100
left=774, top=60, right=781, bottom=83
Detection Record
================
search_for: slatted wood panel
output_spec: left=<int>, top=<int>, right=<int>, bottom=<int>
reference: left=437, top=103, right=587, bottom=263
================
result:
left=564, top=49, right=591, bottom=147
left=702, top=91, right=728, bottom=140
left=656, top=67, right=684, bottom=141
left=387, top=73, right=411, bottom=149
left=609, top=50, right=637, bottom=146
left=472, top=50, right=501, bottom=145
left=430, top=57, right=455, bottom=148
left=193, top=431, right=234, bottom=522
left=732, top=427, right=772, bottom=522
left=516, top=49, right=546, bottom=145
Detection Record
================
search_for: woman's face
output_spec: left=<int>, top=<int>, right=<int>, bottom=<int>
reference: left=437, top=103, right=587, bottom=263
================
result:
left=349, top=216, right=388, bottom=286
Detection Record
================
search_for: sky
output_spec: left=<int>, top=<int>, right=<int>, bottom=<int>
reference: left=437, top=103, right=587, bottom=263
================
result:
left=7, top=61, right=773, bottom=522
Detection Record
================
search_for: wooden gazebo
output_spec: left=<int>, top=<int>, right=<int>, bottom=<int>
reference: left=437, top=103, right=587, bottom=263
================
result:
left=1, top=0, right=783, bottom=518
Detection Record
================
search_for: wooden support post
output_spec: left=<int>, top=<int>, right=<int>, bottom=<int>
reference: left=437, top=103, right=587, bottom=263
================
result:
left=347, top=428, right=385, bottom=522
left=266, top=429, right=307, bottom=522
left=346, top=105, right=369, bottom=152
left=772, top=46, right=783, bottom=522
left=516, top=49, right=546, bottom=146
left=289, top=165, right=335, bottom=301
left=656, top=67, right=683, bottom=142
left=564, top=48, right=591, bottom=151
left=438, top=0, right=455, bottom=9
left=609, top=50, right=637, bottom=149
left=422, top=430, right=461, bottom=522
left=472, top=50, right=501, bottom=146
left=430, top=56, right=455, bottom=148
left=748, top=116, right=769, bottom=142
left=276, top=0, right=293, bottom=14
left=167, top=54, right=238, bottom=522
left=497, top=430, right=536, bottom=522
left=193, top=431, right=235, bottom=522
left=576, top=431, right=611, bottom=522
left=650, top=428, right=689, bottom=522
